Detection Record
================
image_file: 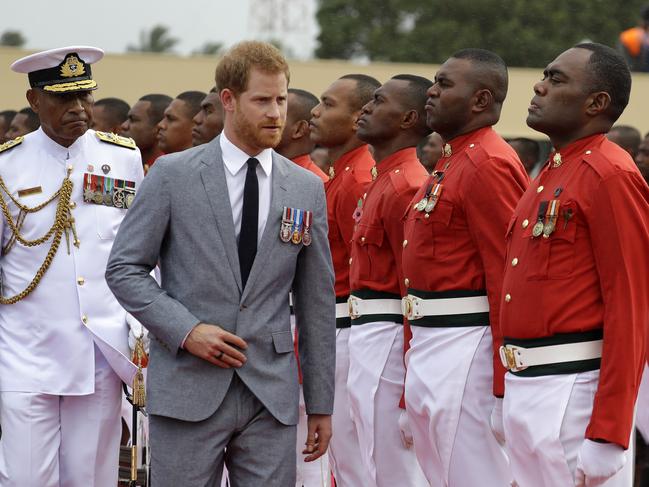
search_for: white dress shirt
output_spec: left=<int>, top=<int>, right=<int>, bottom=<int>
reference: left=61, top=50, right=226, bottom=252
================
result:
left=220, top=132, right=273, bottom=245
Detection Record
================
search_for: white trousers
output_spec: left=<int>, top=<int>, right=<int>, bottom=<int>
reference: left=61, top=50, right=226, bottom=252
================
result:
left=328, top=328, right=364, bottom=487
left=504, top=369, right=633, bottom=487
left=348, top=321, right=427, bottom=487
left=0, top=346, right=122, bottom=487
left=405, top=325, right=511, bottom=487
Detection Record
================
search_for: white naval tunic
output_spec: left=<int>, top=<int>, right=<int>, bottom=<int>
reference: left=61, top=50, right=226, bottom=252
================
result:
left=0, top=128, right=143, bottom=393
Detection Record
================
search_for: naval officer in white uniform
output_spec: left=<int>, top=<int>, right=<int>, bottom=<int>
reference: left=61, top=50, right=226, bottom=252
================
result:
left=0, top=46, right=143, bottom=487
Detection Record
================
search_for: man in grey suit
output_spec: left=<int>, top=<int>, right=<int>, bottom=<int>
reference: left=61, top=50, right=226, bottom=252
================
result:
left=106, top=41, right=336, bottom=487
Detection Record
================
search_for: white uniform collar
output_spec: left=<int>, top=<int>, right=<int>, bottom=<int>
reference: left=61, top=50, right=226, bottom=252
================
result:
left=220, top=131, right=273, bottom=178
left=34, top=127, right=89, bottom=161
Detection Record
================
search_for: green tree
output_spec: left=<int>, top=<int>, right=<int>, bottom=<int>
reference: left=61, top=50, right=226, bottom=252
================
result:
left=127, top=25, right=178, bottom=53
left=0, top=30, right=26, bottom=47
left=315, top=0, right=646, bottom=67
left=193, top=41, right=224, bottom=56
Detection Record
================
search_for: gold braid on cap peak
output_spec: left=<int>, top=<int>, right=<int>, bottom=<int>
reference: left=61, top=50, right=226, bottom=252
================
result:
left=0, top=168, right=78, bottom=304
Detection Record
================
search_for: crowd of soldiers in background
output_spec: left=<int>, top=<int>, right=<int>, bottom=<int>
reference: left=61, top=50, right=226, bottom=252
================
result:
left=0, top=88, right=647, bottom=185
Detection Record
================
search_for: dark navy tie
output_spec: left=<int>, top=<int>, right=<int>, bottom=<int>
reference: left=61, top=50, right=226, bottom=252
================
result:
left=238, top=158, right=259, bottom=288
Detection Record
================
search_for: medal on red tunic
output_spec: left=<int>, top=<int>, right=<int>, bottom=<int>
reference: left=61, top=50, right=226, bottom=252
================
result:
left=371, top=166, right=378, bottom=180
left=543, top=199, right=561, bottom=238
left=280, top=206, right=293, bottom=242
left=532, top=201, right=549, bottom=238
left=415, top=197, right=428, bottom=211
left=302, top=210, right=313, bottom=246
left=425, top=183, right=443, bottom=213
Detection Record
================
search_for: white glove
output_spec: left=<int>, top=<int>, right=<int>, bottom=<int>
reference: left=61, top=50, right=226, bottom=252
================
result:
left=574, top=439, right=626, bottom=486
left=126, top=313, right=150, bottom=354
left=398, top=409, right=414, bottom=449
left=490, top=397, right=505, bottom=445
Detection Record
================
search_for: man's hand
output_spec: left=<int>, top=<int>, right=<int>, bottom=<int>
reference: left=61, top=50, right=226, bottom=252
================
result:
left=183, top=323, right=248, bottom=368
left=302, top=414, right=332, bottom=462
left=574, top=439, right=626, bottom=486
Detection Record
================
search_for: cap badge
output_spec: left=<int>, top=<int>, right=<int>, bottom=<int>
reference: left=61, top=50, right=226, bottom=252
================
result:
left=60, top=55, right=86, bottom=78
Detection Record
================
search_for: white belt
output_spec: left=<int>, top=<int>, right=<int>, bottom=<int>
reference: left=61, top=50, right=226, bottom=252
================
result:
left=336, top=302, right=349, bottom=319
left=348, top=295, right=402, bottom=319
left=401, top=294, right=489, bottom=320
left=499, top=339, right=603, bottom=372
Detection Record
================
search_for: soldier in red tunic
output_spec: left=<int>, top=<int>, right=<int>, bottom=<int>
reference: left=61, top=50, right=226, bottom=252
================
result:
left=309, top=74, right=379, bottom=486
left=401, top=49, right=528, bottom=487
left=500, top=43, right=649, bottom=487
left=347, top=75, right=431, bottom=486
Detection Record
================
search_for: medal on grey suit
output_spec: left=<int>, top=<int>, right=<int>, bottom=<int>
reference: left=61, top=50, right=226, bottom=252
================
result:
left=291, top=208, right=303, bottom=244
left=302, top=210, right=312, bottom=246
left=280, top=207, right=293, bottom=243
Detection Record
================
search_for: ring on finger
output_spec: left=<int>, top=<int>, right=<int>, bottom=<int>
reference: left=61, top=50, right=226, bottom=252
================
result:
left=216, top=351, right=224, bottom=360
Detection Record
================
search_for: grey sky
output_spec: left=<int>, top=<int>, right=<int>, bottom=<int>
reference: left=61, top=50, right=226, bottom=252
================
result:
left=2, top=0, right=319, bottom=59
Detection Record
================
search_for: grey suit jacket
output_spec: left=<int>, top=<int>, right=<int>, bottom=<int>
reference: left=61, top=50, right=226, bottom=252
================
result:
left=106, top=136, right=335, bottom=425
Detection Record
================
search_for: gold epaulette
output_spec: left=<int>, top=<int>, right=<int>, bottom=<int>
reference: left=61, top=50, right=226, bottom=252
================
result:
left=0, top=136, right=24, bottom=154
left=95, top=131, right=137, bottom=150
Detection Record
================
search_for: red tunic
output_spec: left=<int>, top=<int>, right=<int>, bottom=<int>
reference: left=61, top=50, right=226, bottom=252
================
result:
left=326, top=145, right=375, bottom=298
left=401, top=127, right=529, bottom=397
left=292, top=153, right=329, bottom=183
left=500, top=134, right=649, bottom=448
left=350, top=147, right=428, bottom=296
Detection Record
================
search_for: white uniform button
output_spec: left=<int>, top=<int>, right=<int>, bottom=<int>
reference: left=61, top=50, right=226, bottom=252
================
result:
left=395, top=169, right=400, bottom=173
left=425, top=213, right=430, bottom=219
left=77, top=277, right=85, bottom=285
left=585, top=150, right=592, bottom=155
left=404, top=278, right=410, bottom=287
left=504, top=294, right=511, bottom=303
left=345, top=166, right=350, bottom=171
left=537, top=185, right=544, bottom=193
left=349, top=258, right=353, bottom=265
left=361, top=237, right=366, bottom=243
left=522, top=219, right=529, bottom=228
left=511, top=258, right=519, bottom=267
left=402, top=239, right=408, bottom=247
left=81, top=315, right=88, bottom=324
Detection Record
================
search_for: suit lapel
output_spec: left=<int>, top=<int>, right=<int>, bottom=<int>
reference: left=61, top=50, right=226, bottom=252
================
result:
left=199, top=136, right=242, bottom=292
left=241, top=153, right=289, bottom=302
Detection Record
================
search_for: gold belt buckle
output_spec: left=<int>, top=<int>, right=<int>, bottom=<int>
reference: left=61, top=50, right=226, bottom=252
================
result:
left=501, top=345, right=518, bottom=371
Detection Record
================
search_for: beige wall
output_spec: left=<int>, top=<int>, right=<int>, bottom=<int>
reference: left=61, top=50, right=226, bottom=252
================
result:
left=2, top=46, right=647, bottom=139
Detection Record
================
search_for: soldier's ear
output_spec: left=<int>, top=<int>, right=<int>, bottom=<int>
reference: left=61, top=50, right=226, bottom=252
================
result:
left=26, top=89, right=39, bottom=113
left=472, top=89, right=493, bottom=113
left=585, top=91, right=610, bottom=117
left=294, top=119, right=309, bottom=139
left=401, top=109, right=418, bottom=130
left=351, top=110, right=363, bottom=132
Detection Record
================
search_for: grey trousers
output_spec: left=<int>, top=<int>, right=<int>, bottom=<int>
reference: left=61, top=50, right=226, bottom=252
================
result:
left=150, top=374, right=297, bottom=487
